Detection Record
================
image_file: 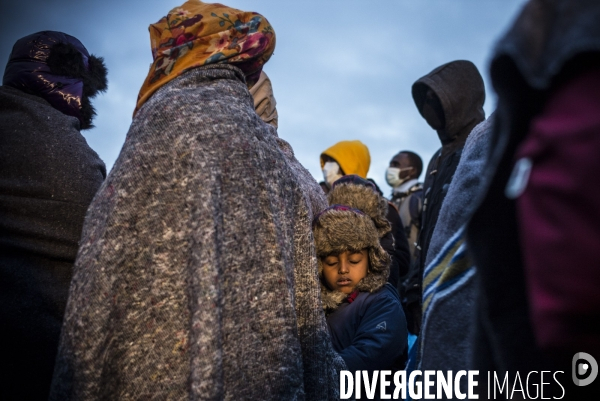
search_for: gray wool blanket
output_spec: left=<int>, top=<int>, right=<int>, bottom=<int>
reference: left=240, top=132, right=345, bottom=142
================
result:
left=418, top=115, right=494, bottom=397
left=50, top=65, right=345, bottom=400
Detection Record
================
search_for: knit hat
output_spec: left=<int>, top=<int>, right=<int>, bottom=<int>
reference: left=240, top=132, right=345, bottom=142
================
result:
left=328, top=175, right=391, bottom=238
left=313, top=205, right=390, bottom=310
left=320, top=140, right=371, bottom=178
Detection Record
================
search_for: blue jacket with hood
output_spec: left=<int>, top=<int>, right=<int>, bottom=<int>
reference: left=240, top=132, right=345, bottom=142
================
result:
left=326, top=283, right=407, bottom=373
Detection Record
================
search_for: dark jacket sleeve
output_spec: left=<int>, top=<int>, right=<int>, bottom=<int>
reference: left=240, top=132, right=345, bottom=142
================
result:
left=338, top=288, right=407, bottom=372
left=384, top=203, right=410, bottom=287
left=403, top=150, right=441, bottom=304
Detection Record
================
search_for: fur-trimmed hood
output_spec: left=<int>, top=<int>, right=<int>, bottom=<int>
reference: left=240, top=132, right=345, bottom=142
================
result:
left=327, top=175, right=391, bottom=239
left=313, top=205, right=390, bottom=311
left=3, top=31, right=108, bottom=129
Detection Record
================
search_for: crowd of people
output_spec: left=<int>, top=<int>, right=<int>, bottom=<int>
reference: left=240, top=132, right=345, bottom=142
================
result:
left=1, top=0, right=599, bottom=399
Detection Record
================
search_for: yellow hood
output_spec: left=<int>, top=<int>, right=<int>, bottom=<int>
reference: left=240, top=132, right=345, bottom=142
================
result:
left=320, top=140, right=371, bottom=178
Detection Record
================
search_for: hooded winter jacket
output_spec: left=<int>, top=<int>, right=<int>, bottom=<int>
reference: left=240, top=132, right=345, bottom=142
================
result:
left=404, top=60, right=485, bottom=331
left=467, top=0, right=600, bottom=397
left=0, top=31, right=106, bottom=401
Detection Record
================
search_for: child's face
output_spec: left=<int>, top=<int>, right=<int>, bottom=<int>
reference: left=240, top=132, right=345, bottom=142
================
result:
left=322, top=249, right=369, bottom=294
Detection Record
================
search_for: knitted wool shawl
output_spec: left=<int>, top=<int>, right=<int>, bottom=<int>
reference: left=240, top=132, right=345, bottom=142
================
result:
left=50, top=64, right=344, bottom=400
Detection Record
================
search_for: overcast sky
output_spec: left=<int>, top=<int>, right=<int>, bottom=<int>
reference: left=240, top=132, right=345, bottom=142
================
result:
left=1, top=0, right=528, bottom=195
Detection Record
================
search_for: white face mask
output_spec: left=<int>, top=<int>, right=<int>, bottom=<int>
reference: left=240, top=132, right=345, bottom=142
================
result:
left=386, top=167, right=410, bottom=187
left=323, top=161, right=343, bottom=187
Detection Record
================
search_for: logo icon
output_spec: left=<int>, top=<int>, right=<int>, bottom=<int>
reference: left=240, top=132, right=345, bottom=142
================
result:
left=572, top=352, right=598, bottom=386
left=376, top=321, right=386, bottom=331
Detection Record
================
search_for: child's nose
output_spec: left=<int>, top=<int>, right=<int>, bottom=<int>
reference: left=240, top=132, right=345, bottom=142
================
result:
left=339, top=261, right=350, bottom=274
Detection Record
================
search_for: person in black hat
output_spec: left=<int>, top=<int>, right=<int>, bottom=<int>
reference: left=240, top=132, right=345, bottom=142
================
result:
left=0, top=31, right=108, bottom=400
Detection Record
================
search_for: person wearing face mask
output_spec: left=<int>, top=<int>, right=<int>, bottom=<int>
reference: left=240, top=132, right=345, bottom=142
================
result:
left=403, top=60, right=485, bottom=336
left=386, top=151, right=424, bottom=262
left=319, top=140, right=370, bottom=193
left=319, top=142, right=410, bottom=288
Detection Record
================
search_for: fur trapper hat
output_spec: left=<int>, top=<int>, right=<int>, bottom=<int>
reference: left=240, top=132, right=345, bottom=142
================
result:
left=328, top=175, right=391, bottom=238
left=3, top=31, right=108, bottom=129
left=313, top=205, right=390, bottom=310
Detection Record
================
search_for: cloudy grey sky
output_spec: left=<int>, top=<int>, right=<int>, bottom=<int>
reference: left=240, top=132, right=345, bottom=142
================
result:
left=1, top=0, right=527, bottom=194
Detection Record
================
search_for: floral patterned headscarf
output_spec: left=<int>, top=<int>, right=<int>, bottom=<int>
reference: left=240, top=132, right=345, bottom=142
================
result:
left=135, top=0, right=276, bottom=114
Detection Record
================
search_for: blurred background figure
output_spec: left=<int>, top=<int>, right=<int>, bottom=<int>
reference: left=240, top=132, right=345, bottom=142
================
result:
left=404, top=60, right=485, bottom=335
left=467, top=0, right=600, bottom=397
left=0, top=31, right=107, bottom=401
left=386, top=150, right=424, bottom=268
left=386, top=150, right=424, bottom=357
left=319, top=139, right=370, bottom=193
left=249, top=71, right=278, bottom=129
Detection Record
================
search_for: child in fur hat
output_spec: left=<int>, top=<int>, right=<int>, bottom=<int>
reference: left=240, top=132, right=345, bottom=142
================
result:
left=313, top=205, right=408, bottom=376
left=327, top=174, right=411, bottom=289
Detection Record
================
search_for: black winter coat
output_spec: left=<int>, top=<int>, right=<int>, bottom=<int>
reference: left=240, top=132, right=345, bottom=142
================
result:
left=0, top=86, right=105, bottom=400
left=404, top=60, right=486, bottom=324
left=383, top=203, right=410, bottom=288
left=1, top=31, right=107, bottom=400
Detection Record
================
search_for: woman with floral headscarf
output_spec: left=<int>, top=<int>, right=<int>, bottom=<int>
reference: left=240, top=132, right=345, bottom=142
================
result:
left=50, top=1, right=344, bottom=400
